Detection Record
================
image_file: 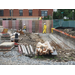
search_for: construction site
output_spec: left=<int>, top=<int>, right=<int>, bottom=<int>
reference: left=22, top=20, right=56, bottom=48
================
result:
left=0, top=9, right=75, bottom=65
left=0, top=21, right=75, bottom=65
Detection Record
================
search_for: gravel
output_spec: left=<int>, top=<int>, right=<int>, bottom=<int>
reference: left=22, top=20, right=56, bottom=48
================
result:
left=0, top=47, right=75, bottom=65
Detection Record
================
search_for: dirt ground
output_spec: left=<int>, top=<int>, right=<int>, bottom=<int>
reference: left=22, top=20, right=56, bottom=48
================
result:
left=0, top=31, right=75, bottom=63
left=18, top=33, right=75, bottom=62
left=58, top=28, right=75, bottom=36
left=18, top=33, right=44, bottom=51
left=50, top=28, right=75, bottom=62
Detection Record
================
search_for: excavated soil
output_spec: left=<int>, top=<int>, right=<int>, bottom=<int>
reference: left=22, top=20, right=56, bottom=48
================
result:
left=18, top=33, right=44, bottom=51
left=0, top=32, right=75, bottom=64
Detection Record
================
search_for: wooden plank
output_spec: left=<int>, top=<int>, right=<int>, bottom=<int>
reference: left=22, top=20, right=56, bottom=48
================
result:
left=18, top=45, right=22, bottom=54
left=26, top=45, right=31, bottom=55
left=39, top=20, right=42, bottom=33
left=23, top=45, right=28, bottom=55
left=9, top=20, right=12, bottom=29
left=35, top=20, right=39, bottom=33
left=2, top=20, right=6, bottom=28
left=32, top=20, right=35, bottom=33
left=29, top=45, right=34, bottom=55
left=29, top=20, right=32, bottom=33
left=21, top=45, right=26, bottom=54
left=16, top=20, right=19, bottom=30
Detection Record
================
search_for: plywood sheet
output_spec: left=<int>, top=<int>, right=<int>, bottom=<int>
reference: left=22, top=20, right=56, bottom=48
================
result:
left=9, top=20, right=12, bottom=29
left=39, top=20, right=42, bottom=33
left=32, top=20, right=35, bottom=33
left=35, top=20, right=39, bottom=33
left=29, top=20, right=32, bottom=33
left=6, top=20, right=9, bottom=29
left=2, top=20, right=6, bottom=28
left=19, top=20, right=22, bottom=30
left=12, top=20, right=16, bottom=29
left=16, top=20, right=19, bottom=30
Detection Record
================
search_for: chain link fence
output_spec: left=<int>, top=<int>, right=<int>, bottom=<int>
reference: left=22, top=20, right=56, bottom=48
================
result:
left=53, top=19, right=75, bottom=28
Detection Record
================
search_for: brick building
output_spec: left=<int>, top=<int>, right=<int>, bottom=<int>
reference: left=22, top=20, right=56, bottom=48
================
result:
left=0, top=9, right=53, bottom=20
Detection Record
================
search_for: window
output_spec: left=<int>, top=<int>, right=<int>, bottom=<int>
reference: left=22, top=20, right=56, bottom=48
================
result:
left=19, top=10, right=23, bottom=16
left=29, top=10, right=32, bottom=16
left=0, top=10, right=3, bottom=16
left=41, top=11, right=48, bottom=16
left=9, top=10, right=13, bottom=16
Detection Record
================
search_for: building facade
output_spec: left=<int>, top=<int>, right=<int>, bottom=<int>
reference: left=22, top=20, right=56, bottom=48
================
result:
left=0, top=9, right=53, bottom=20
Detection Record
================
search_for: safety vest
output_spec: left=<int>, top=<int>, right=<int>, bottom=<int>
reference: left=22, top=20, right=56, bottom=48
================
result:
left=23, top=26, right=26, bottom=30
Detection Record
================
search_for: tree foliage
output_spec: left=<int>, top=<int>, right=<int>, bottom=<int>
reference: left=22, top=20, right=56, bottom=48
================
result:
left=53, top=9, right=75, bottom=19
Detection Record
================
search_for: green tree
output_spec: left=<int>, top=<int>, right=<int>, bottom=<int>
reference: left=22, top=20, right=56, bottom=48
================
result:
left=53, top=9, right=75, bottom=20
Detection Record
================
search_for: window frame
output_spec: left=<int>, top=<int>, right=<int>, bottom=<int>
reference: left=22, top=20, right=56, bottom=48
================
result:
left=0, top=10, right=4, bottom=16
left=19, top=10, right=23, bottom=16
left=9, top=9, right=13, bottom=16
left=29, top=10, right=32, bottom=16
left=41, top=10, right=48, bottom=16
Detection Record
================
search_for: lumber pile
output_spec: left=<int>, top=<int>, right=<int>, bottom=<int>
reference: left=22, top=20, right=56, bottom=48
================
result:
left=35, top=41, right=54, bottom=55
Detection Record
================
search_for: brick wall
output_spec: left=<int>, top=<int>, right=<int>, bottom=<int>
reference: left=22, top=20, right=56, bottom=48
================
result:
left=4, top=9, right=10, bottom=16
left=32, top=9, right=39, bottom=16
left=23, top=9, right=29, bottom=16
left=0, top=9, right=53, bottom=17
left=13, top=9, right=19, bottom=16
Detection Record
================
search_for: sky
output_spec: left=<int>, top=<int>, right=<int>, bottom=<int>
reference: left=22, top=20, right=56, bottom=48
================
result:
left=53, top=9, right=57, bottom=12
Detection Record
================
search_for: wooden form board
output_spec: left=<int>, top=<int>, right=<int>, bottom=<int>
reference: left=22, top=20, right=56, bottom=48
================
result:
left=29, top=20, right=32, bottom=33
left=39, top=20, right=42, bottom=33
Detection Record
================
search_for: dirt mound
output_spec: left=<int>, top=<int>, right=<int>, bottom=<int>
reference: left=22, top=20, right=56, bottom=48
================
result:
left=18, top=33, right=44, bottom=51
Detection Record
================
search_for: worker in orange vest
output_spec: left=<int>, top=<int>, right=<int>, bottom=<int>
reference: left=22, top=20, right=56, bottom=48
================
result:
left=43, top=23, right=47, bottom=33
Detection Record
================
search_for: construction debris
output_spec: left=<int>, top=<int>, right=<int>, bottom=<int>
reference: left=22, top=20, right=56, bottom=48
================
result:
left=16, top=30, right=24, bottom=35
left=0, top=42, right=14, bottom=50
left=35, top=41, right=56, bottom=56
left=0, top=26, right=3, bottom=32
left=2, top=29, right=8, bottom=33
left=18, top=44, right=34, bottom=57
left=1, top=33, right=10, bottom=40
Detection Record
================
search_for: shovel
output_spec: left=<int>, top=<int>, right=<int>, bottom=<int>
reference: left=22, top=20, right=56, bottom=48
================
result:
left=51, top=50, right=57, bottom=55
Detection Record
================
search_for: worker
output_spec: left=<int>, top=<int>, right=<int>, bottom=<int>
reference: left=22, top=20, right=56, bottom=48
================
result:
left=43, top=23, right=47, bottom=33
left=23, top=24, right=26, bottom=30
left=23, top=24, right=26, bottom=33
